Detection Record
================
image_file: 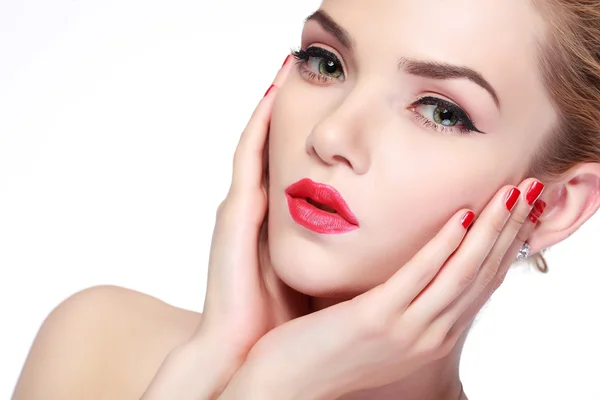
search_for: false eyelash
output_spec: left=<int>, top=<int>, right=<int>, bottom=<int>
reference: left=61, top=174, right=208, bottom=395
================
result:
left=411, top=96, right=484, bottom=134
left=291, top=46, right=342, bottom=66
left=291, top=47, right=308, bottom=61
left=290, top=46, right=344, bottom=83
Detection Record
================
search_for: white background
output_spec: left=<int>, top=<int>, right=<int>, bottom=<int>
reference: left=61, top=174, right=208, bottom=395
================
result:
left=1, top=1, right=599, bottom=399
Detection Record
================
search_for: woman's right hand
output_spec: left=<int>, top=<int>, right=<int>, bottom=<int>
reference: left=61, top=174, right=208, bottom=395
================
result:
left=198, top=54, right=300, bottom=360
left=141, top=55, right=304, bottom=400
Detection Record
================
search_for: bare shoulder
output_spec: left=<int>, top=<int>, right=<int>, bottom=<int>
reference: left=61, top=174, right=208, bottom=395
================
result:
left=13, top=285, right=202, bottom=400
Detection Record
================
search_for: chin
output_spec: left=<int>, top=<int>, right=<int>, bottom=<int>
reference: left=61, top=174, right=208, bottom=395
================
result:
left=264, top=182, right=425, bottom=299
left=266, top=210, right=388, bottom=299
left=267, top=233, right=365, bottom=298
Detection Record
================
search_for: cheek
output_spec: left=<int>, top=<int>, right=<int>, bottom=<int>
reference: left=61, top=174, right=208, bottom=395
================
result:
left=359, top=142, right=510, bottom=275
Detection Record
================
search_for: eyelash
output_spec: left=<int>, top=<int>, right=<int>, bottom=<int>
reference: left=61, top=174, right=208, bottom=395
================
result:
left=291, top=46, right=345, bottom=83
left=291, top=47, right=483, bottom=135
left=409, top=97, right=484, bottom=135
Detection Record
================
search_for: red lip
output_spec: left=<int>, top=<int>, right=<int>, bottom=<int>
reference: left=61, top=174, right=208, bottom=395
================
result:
left=285, top=178, right=359, bottom=234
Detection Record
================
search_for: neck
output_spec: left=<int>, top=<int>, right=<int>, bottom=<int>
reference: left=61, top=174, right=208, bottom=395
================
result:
left=311, top=297, right=467, bottom=400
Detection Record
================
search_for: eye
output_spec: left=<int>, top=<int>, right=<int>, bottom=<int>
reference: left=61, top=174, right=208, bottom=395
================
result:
left=409, top=96, right=484, bottom=135
left=292, top=46, right=345, bottom=83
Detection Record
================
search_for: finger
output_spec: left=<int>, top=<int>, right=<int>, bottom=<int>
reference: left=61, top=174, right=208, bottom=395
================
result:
left=490, top=197, right=547, bottom=291
left=231, top=55, right=294, bottom=192
left=443, top=197, right=546, bottom=344
left=405, top=185, right=520, bottom=325
left=434, top=179, right=544, bottom=330
left=378, top=209, right=476, bottom=311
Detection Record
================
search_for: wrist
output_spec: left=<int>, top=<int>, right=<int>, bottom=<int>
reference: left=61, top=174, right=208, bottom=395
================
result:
left=218, top=349, right=340, bottom=400
left=141, top=340, right=243, bottom=400
left=218, top=359, right=307, bottom=400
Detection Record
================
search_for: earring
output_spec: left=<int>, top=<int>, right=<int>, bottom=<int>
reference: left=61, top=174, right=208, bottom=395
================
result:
left=516, top=242, right=531, bottom=260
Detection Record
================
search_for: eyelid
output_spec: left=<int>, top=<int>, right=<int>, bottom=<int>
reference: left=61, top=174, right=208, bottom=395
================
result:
left=413, top=95, right=481, bottom=131
left=409, top=96, right=485, bottom=134
left=413, top=91, right=477, bottom=126
left=302, top=43, right=348, bottom=74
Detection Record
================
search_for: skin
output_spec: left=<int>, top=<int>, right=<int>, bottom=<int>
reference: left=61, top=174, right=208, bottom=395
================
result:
left=12, top=1, right=600, bottom=399
left=267, top=0, right=555, bottom=298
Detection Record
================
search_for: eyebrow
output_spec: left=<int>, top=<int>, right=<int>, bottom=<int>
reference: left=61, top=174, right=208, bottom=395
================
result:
left=399, top=58, right=501, bottom=108
left=306, top=10, right=500, bottom=108
left=305, top=10, right=354, bottom=50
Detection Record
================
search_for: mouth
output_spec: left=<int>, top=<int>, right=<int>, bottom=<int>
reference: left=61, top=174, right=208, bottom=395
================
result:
left=284, top=178, right=359, bottom=234
left=305, top=197, right=338, bottom=214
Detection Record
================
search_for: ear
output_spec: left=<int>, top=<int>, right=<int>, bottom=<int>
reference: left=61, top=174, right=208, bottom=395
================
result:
left=527, top=162, right=600, bottom=255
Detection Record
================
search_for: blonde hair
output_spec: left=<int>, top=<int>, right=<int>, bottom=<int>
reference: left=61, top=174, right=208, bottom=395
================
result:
left=527, top=0, right=600, bottom=272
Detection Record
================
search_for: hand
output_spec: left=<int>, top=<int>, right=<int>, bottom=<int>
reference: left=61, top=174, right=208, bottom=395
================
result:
left=197, top=54, right=305, bottom=358
left=142, top=56, right=309, bottom=400
left=229, top=179, right=545, bottom=400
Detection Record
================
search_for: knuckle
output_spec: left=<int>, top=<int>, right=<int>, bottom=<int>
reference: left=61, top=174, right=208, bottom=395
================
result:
left=216, top=197, right=232, bottom=218
left=357, top=295, right=405, bottom=342
left=441, top=232, right=463, bottom=255
left=390, top=320, right=420, bottom=350
left=481, top=258, right=502, bottom=286
left=358, top=301, right=394, bottom=338
left=415, top=261, right=442, bottom=288
left=492, top=269, right=510, bottom=291
left=216, top=201, right=225, bottom=217
left=490, top=216, right=505, bottom=236
left=440, top=328, right=462, bottom=355
left=456, top=264, right=479, bottom=292
left=505, top=213, right=526, bottom=237
left=515, top=231, right=528, bottom=245
left=222, top=194, right=265, bottom=226
left=215, top=203, right=236, bottom=226
left=432, top=223, right=463, bottom=252
left=233, top=143, right=245, bottom=166
left=512, top=206, right=529, bottom=226
left=416, top=332, right=446, bottom=359
left=359, top=309, right=389, bottom=338
left=481, top=268, right=498, bottom=288
left=413, top=250, right=443, bottom=279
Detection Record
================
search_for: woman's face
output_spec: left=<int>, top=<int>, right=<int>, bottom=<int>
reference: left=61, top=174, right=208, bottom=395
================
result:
left=267, top=0, right=556, bottom=297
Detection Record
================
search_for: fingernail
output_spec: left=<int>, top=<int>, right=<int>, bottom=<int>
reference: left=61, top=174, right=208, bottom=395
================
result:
left=461, top=211, right=476, bottom=229
left=264, top=84, right=275, bottom=98
left=529, top=199, right=547, bottom=223
left=282, top=54, right=291, bottom=67
left=525, top=180, right=545, bottom=205
left=505, top=188, right=521, bottom=211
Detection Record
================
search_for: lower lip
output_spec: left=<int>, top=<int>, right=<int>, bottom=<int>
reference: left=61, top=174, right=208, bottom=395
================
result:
left=286, top=195, right=358, bottom=234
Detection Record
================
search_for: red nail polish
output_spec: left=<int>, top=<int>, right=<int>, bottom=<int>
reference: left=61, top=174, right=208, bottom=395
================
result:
left=461, top=211, right=476, bottom=229
left=525, top=181, right=545, bottom=205
left=282, top=54, right=291, bottom=67
left=529, top=200, right=547, bottom=223
left=505, top=188, right=521, bottom=211
left=264, top=84, right=275, bottom=98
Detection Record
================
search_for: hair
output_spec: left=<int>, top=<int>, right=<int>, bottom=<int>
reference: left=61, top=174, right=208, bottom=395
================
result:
left=524, top=0, right=600, bottom=272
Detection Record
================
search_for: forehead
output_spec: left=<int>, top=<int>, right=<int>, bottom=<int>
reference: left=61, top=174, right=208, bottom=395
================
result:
left=318, top=0, right=544, bottom=69
left=316, top=0, right=554, bottom=132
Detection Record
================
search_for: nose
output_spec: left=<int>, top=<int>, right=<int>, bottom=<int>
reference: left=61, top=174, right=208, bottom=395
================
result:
left=305, top=87, right=379, bottom=175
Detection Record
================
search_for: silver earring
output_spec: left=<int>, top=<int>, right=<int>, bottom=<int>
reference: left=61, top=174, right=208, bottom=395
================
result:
left=516, top=242, right=531, bottom=260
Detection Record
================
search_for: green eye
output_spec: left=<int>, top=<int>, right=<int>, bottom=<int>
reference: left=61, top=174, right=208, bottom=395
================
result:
left=409, top=96, right=485, bottom=134
left=318, top=59, right=344, bottom=79
left=293, top=46, right=345, bottom=81
left=433, top=106, right=459, bottom=126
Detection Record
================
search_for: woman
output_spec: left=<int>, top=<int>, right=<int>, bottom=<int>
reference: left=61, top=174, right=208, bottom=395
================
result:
left=12, top=0, right=600, bottom=399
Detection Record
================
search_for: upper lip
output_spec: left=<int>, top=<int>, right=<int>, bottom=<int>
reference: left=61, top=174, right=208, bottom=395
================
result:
left=285, top=178, right=359, bottom=226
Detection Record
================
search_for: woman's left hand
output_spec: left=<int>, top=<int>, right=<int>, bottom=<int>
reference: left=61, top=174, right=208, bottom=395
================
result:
left=219, top=179, right=546, bottom=400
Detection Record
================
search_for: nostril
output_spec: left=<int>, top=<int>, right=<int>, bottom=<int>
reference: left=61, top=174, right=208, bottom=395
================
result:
left=332, top=155, right=352, bottom=168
